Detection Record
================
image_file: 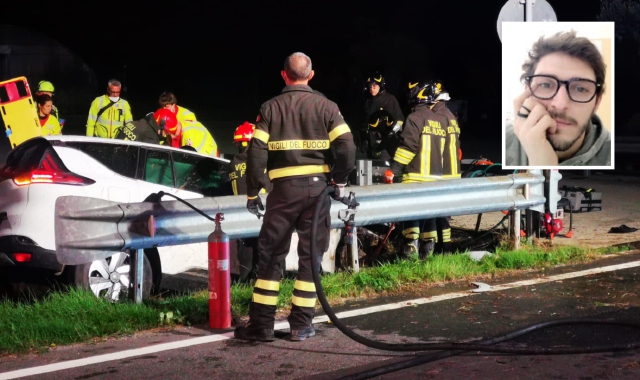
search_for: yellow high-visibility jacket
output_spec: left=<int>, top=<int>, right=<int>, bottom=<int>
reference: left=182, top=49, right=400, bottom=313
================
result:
left=181, top=120, right=218, bottom=157
left=39, top=114, right=62, bottom=136
left=86, top=95, right=133, bottom=138
left=175, top=105, right=196, bottom=123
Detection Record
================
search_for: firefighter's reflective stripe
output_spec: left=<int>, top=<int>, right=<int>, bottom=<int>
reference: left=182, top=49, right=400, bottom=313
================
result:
left=268, top=164, right=330, bottom=180
left=268, top=140, right=330, bottom=151
left=181, top=121, right=219, bottom=157
left=402, top=173, right=441, bottom=182
left=86, top=95, right=133, bottom=138
left=231, top=180, right=238, bottom=195
left=403, top=226, right=419, bottom=240
left=253, top=129, right=269, bottom=143
left=41, top=115, right=62, bottom=136
left=255, top=279, right=280, bottom=291
left=252, top=293, right=278, bottom=305
left=0, top=76, right=42, bottom=148
left=294, top=280, right=315, bottom=292
left=393, top=147, right=415, bottom=166
left=441, top=228, right=452, bottom=243
left=420, top=231, right=438, bottom=240
left=328, top=123, right=350, bottom=141
left=291, top=295, right=317, bottom=308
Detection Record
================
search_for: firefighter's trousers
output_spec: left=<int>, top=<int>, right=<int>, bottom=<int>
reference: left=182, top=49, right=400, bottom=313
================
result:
left=249, top=176, right=331, bottom=330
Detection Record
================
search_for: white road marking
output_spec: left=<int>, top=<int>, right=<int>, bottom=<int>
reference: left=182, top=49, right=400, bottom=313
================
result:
left=2, top=259, right=639, bottom=379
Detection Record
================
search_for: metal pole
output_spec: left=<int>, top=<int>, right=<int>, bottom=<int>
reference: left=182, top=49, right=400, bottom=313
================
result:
left=351, top=226, right=360, bottom=273
left=525, top=0, right=534, bottom=21
left=509, top=210, right=521, bottom=249
left=133, top=248, right=144, bottom=304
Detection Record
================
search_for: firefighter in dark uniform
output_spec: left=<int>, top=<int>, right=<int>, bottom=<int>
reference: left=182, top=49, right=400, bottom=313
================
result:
left=229, top=121, right=273, bottom=281
left=234, top=52, right=356, bottom=342
left=362, top=73, right=404, bottom=162
left=114, top=112, right=163, bottom=144
left=431, top=81, right=462, bottom=254
left=383, top=80, right=449, bottom=258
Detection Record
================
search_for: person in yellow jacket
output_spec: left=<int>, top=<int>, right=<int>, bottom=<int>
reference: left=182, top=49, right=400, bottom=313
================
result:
left=158, top=92, right=197, bottom=124
left=86, top=79, right=133, bottom=138
left=35, top=94, right=62, bottom=136
left=180, top=120, right=219, bottom=157
left=36, top=81, right=60, bottom=121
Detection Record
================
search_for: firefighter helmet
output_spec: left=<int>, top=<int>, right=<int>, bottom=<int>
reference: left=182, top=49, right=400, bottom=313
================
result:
left=366, top=73, right=386, bottom=91
left=153, top=108, right=178, bottom=133
left=407, top=80, right=443, bottom=106
left=234, top=121, right=255, bottom=147
left=37, top=81, right=55, bottom=93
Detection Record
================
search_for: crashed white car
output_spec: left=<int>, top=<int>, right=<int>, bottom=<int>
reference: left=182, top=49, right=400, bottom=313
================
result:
left=0, top=136, right=340, bottom=301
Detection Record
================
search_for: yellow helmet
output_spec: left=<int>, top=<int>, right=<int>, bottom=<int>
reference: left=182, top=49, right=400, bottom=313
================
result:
left=38, top=81, right=55, bottom=93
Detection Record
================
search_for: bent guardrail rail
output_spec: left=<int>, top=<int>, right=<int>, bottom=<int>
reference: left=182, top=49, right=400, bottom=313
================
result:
left=55, top=172, right=547, bottom=265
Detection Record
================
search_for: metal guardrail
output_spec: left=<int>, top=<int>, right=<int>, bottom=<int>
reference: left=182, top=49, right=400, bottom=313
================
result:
left=55, top=172, right=546, bottom=265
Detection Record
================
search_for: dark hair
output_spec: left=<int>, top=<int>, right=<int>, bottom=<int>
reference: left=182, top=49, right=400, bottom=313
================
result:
left=284, top=52, right=312, bottom=81
left=35, top=94, right=53, bottom=106
left=521, top=30, right=606, bottom=95
left=159, top=92, right=177, bottom=107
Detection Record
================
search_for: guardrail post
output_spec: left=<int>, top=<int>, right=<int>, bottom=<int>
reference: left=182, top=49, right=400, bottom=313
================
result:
left=509, top=210, right=521, bottom=249
left=351, top=226, right=360, bottom=273
left=132, top=248, right=144, bottom=304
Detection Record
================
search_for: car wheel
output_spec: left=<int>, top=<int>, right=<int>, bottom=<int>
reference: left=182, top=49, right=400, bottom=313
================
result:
left=73, top=251, right=152, bottom=302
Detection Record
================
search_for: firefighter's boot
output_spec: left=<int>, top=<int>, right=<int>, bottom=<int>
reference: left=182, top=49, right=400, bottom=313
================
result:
left=419, top=239, right=435, bottom=259
left=402, top=238, right=419, bottom=257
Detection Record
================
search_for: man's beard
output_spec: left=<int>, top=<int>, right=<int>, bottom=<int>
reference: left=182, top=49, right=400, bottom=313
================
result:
left=546, top=111, right=591, bottom=152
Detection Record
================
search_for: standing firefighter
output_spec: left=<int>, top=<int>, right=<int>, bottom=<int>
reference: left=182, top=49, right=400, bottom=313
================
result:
left=234, top=52, right=355, bottom=342
left=431, top=82, right=461, bottom=254
left=362, top=73, right=404, bottom=161
left=383, top=80, right=449, bottom=258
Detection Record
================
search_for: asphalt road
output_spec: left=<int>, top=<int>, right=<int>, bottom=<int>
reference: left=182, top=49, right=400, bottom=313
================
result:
left=2, top=251, right=640, bottom=380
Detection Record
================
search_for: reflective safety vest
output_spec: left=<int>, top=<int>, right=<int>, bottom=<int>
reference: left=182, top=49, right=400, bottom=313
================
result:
left=181, top=120, right=219, bottom=157
left=175, top=106, right=196, bottom=123
left=39, top=114, right=62, bottom=136
left=51, top=104, right=60, bottom=121
left=86, top=95, right=133, bottom=138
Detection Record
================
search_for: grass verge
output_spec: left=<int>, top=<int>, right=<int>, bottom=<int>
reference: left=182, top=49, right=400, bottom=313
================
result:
left=0, top=243, right=631, bottom=355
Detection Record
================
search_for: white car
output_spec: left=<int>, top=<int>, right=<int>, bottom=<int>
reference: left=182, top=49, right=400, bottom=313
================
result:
left=0, top=135, right=234, bottom=301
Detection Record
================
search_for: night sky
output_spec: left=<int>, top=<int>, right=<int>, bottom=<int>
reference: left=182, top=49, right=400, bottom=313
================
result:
left=3, top=0, right=618, bottom=140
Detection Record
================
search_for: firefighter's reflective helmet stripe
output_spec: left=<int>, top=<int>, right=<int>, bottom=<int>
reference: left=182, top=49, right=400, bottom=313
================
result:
left=268, top=164, right=330, bottom=180
left=252, top=293, right=278, bottom=306
left=402, top=227, right=419, bottom=240
left=292, top=295, right=317, bottom=308
left=256, top=279, right=280, bottom=291
left=393, top=147, right=415, bottom=166
left=294, top=280, right=315, bottom=292
left=328, top=123, right=350, bottom=141
left=253, top=129, right=269, bottom=143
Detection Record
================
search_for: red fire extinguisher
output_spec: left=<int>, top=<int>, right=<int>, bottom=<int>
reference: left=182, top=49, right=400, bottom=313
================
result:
left=208, top=213, right=231, bottom=329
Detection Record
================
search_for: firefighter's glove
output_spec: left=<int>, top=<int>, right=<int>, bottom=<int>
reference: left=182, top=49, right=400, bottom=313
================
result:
left=383, top=162, right=404, bottom=184
left=332, top=183, right=349, bottom=204
left=247, top=196, right=264, bottom=218
left=390, top=122, right=402, bottom=135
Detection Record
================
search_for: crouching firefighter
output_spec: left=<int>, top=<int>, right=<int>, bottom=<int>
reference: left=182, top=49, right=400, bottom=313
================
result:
left=234, top=52, right=355, bottom=342
left=114, top=112, right=164, bottom=144
left=383, top=80, right=449, bottom=258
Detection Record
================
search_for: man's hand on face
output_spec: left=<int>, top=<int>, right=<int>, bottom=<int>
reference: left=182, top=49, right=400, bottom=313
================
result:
left=512, top=89, right=559, bottom=166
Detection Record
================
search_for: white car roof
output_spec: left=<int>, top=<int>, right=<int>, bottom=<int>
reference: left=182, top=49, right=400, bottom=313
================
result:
left=44, top=135, right=230, bottom=163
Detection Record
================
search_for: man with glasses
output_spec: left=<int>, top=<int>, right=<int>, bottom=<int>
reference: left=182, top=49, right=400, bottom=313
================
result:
left=505, top=31, right=611, bottom=166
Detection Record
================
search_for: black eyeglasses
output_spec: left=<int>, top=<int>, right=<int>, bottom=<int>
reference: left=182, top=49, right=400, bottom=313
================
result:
left=525, top=75, right=601, bottom=103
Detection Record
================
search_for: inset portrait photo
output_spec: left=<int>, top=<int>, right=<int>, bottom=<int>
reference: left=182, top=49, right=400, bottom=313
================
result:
left=501, top=21, right=614, bottom=169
